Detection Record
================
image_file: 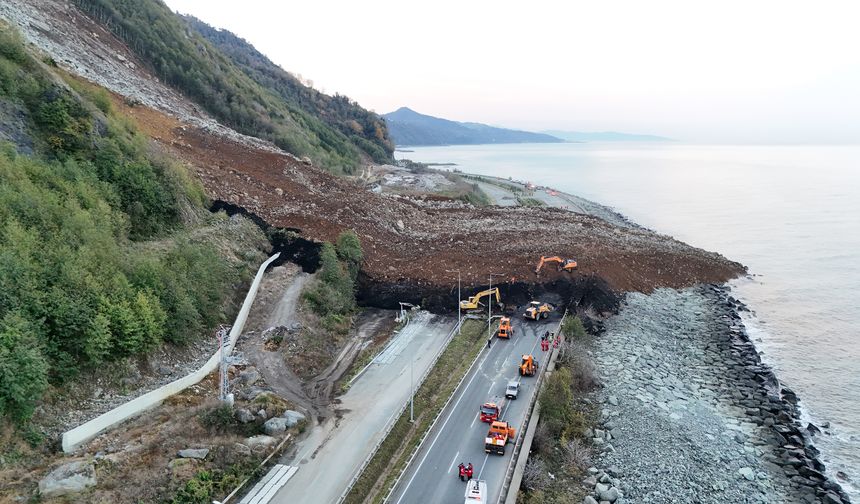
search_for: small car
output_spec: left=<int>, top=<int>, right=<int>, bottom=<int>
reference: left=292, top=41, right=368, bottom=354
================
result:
left=505, top=381, right=520, bottom=399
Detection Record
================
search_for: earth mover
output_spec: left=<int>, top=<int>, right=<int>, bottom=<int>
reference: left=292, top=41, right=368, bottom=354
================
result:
left=460, top=287, right=501, bottom=312
left=535, top=255, right=578, bottom=274
left=485, top=420, right=516, bottom=455
left=497, top=316, right=513, bottom=338
left=519, top=354, right=538, bottom=376
left=524, top=301, right=553, bottom=320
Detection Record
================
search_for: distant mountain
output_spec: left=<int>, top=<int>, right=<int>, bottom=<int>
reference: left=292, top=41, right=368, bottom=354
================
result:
left=542, top=130, right=673, bottom=142
left=384, top=107, right=564, bottom=146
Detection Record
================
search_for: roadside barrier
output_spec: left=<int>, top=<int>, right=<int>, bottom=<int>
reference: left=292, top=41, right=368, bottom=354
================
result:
left=61, top=253, right=281, bottom=453
left=337, top=315, right=465, bottom=503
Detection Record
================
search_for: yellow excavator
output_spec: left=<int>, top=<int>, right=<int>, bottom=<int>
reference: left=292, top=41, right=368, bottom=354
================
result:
left=535, top=256, right=578, bottom=274
left=460, top=288, right=501, bottom=311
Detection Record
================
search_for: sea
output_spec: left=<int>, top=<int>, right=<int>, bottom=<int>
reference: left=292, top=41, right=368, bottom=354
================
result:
left=398, top=143, right=860, bottom=498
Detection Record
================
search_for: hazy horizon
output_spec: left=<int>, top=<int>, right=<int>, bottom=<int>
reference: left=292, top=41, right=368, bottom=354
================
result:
left=164, top=0, right=860, bottom=144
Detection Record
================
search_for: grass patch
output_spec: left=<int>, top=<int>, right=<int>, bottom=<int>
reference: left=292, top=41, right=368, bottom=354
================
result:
left=517, top=197, right=545, bottom=207
left=343, top=319, right=493, bottom=504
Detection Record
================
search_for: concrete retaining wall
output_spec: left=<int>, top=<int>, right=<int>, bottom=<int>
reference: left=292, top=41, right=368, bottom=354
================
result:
left=61, top=252, right=281, bottom=453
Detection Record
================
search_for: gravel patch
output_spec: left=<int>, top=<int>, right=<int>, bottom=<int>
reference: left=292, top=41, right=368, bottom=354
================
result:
left=583, top=286, right=851, bottom=504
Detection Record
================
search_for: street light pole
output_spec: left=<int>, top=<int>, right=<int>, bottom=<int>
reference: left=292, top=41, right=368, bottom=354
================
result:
left=488, top=273, right=502, bottom=341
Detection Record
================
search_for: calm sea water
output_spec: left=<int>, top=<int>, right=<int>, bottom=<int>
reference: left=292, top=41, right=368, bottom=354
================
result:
left=400, top=143, right=860, bottom=497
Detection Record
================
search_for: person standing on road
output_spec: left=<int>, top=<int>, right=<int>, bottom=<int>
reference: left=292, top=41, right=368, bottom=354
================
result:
left=487, top=337, right=492, bottom=349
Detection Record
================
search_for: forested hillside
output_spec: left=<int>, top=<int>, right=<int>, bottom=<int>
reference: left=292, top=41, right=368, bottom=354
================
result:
left=184, top=15, right=393, bottom=164
left=71, top=0, right=392, bottom=173
left=0, top=25, right=253, bottom=422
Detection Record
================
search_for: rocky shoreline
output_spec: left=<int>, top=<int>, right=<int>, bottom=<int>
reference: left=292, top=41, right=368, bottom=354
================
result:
left=579, top=285, right=851, bottom=504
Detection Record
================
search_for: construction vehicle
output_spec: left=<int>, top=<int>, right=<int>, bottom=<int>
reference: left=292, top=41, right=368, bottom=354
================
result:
left=497, top=316, right=513, bottom=338
left=479, top=401, right=501, bottom=423
left=535, top=255, right=578, bottom=274
left=460, top=287, right=501, bottom=312
left=484, top=420, right=516, bottom=455
left=523, top=301, right=553, bottom=320
left=464, top=479, right=487, bottom=503
left=519, top=354, right=538, bottom=376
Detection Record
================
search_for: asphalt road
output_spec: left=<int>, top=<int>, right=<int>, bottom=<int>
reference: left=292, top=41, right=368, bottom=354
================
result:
left=269, top=311, right=455, bottom=504
left=389, top=316, right=557, bottom=504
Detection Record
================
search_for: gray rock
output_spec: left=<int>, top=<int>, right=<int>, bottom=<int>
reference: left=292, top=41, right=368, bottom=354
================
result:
left=608, top=395, right=618, bottom=406
left=238, top=368, right=261, bottom=386
left=178, top=448, right=209, bottom=460
left=282, top=410, right=306, bottom=427
left=738, top=467, right=755, bottom=481
left=595, top=482, right=609, bottom=493
left=233, top=443, right=252, bottom=457
left=235, top=408, right=255, bottom=424
left=245, top=435, right=277, bottom=452
left=599, top=473, right=611, bottom=484
left=598, top=486, right=619, bottom=502
left=39, top=461, right=97, bottom=497
left=583, top=497, right=598, bottom=504
left=264, top=417, right=289, bottom=435
left=584, top=475, right=598, bottom=487
left=257, top=409, right=267, bottom=419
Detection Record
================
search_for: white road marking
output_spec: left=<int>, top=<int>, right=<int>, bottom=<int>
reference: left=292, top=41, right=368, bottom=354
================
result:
left=447, top=451, right=460, bottom=474
left=394, top=348, right=494, bottom=504
left=476, top=452, right=491, bottom=480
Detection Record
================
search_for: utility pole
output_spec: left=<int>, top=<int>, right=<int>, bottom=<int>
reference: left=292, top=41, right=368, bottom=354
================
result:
left=488, top=273, right=502, bottom=341
left=399, top=302, right=415, bottom=422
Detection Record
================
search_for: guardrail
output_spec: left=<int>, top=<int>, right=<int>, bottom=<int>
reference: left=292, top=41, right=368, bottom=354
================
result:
left=497, top=309, right=567, bottom=504
left=380, top=318, right=491, bottom=503
left=337, top=315, right=465, bottom=503
left=61, top=253, right=281, bottom=453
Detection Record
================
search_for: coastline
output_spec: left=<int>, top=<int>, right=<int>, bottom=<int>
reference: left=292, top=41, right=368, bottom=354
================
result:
left=452, top=170, right=853, bottom=503
left=581, top=285, right=851, bottom=504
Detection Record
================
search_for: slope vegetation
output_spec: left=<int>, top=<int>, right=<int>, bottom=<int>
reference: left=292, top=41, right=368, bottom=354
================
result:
left=72, top=0, right=391, bottom=173
left=0, top=25, right=260, bottom=422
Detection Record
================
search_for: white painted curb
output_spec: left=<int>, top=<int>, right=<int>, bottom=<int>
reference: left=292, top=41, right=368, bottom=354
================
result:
left=61, top=253, right=281, bottom=453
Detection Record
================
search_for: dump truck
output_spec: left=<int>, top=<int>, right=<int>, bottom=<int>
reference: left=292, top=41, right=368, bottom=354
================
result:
left=497, top=316, right=513, bottom=338
left=484, top=420, right=516, bottom=455
left=535, top=255, right=578, bottom=274
left=479, top=401, right=501, bottom=423
left=523, top=301, right=553, bottom=320
left=460, top=288, right=501, bottom=312
left=464, top=479, right=487, bottom=503
left=519, top=354, right=538, bottom=376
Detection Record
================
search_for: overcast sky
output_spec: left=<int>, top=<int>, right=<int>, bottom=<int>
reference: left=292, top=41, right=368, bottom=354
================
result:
left=163, top=0, right=860, bottom=143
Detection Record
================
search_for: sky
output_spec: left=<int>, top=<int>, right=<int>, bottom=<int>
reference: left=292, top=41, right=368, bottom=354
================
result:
left=163, top=0, right=860, bottom=143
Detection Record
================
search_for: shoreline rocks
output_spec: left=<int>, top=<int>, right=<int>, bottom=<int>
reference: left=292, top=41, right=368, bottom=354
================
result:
left=586, top=285, right=851, bottom=504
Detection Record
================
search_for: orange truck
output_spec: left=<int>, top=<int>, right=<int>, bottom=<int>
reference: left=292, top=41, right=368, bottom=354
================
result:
left=484, top=421, right=516, bottom=455
left=497, top=317, right=513, bottom=338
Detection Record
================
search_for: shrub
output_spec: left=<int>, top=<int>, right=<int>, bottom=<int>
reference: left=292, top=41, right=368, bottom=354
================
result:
left=199, top=403, right=236, bottom=434
left=562, top=438, right=592, bottom=472
left=0, top=312, right=48, bottom=422
left=561, top=316, right=586, bottom=340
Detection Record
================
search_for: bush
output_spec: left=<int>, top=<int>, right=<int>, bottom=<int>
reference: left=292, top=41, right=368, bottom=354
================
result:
left=561, top=316, right=586, bottom=340
left=0, top=313, right=48, bottom=422
left=562, top=438, right=592, bottom=472
left=199, top=403, right=236, bottom=434
left=303, top=231, right=363, bottom=320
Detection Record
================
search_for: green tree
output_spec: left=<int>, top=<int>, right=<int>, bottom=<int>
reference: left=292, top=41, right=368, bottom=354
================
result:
left=0, top=312, right=49, bottom=422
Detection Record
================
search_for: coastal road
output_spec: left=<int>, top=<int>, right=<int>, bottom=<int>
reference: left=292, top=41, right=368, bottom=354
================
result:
left=389, top=316, right=556, bottom=504
left=269, top=311, right=455, bottom=504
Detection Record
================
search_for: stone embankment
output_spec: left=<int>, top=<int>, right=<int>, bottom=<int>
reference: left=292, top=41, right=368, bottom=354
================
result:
left=580, top=286, right=851, bottom=504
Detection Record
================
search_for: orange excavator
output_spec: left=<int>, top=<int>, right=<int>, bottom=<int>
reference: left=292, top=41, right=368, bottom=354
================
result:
left=519, top=354, right=538, bottom=376
left=535, top=256, right=578, bottom=274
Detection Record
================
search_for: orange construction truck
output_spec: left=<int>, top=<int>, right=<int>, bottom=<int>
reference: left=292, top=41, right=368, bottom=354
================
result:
left=484, top=421, right=516, bottom=455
